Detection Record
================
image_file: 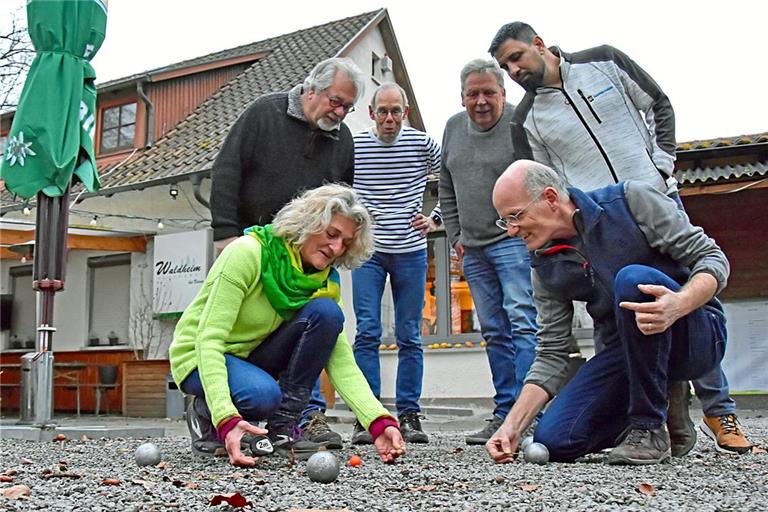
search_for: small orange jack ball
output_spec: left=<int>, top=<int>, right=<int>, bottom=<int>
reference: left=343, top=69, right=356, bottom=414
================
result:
left=348, top=454, right=363, bottom=467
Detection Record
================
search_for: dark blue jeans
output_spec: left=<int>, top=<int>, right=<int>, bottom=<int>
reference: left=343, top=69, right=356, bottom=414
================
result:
left=181, top=298, right=343, bottom=428
left=352, top=250, right=427, bottom=415
left=535, top=264, right=726, bottom=462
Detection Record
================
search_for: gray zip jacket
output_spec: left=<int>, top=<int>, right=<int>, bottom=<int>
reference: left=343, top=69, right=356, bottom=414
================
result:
left=525, top=181, right=729, bottom=398
left=511, top=46, right=677, bottom=195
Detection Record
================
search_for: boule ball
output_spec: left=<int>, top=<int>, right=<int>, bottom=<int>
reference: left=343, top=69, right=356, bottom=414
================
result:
left=135, top=442, right=162, bottom=467
left=306, top=451, right=340, bottom=483
left=520, top=435, right=534, bottom=452
left=523, top=442, right=549, bottom=464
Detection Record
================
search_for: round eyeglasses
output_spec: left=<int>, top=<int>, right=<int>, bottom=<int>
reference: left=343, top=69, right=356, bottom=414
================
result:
left=495, top=195, right=540, bottom=230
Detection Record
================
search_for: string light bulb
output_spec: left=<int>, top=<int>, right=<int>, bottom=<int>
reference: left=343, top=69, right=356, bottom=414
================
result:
left=156, top=220, right=164, bottom=230
left=22, top=206, right=31, bottom=216
left=169, top=184, right=179, bottom=199
left=90, top=216, right=98, bottom=226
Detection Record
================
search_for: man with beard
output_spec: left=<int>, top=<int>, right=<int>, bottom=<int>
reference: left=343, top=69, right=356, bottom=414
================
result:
left=488, top=22, right=751, bottom=456
left=209, top=57, right=366, bottom=452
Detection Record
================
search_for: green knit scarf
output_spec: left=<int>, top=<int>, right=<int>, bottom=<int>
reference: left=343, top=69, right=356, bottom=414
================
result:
left=245, top=225, right=340, bottom=319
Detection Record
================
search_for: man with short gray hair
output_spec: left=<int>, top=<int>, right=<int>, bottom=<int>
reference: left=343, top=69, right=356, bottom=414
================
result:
left=207, top=57, right=365, bottom=454
left=439, top=59, right=538, bottom=445
left=350, top=82, right=441, bottom=445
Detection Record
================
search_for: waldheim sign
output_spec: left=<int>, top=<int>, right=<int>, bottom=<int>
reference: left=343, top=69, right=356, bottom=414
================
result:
left=152, top=229, right=212, bottom=314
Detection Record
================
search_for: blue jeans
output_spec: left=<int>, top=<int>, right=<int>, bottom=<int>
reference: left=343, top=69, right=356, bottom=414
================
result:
left=352, top=250, right=427, bottom=415
left=535, top=265, right=727, bottom=462
left=667, top=192, right=735, bottom=417
left=181, top=298, right=343, bottom=428
left=462, top=237, right=538, bottom=419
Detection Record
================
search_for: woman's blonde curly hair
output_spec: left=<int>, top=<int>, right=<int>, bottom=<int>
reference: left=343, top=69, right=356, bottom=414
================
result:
left=272, top=183, right=373, bottom=269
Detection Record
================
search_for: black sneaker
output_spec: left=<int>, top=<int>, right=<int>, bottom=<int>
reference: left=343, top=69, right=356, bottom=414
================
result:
left=350, top=420, right=373, bottom=445
left=302, top=410, right=343, bottom=449
left=465, top=416, right=504, bottom=445
left=267, top=423, right=326, bottom=460
left=667, top=380, right=697, bottom=457
left=399, top=410, right=429, bottom=444
left=186, top=397, right=226, bottom=457
left=606, top=426, right=672, bottom=465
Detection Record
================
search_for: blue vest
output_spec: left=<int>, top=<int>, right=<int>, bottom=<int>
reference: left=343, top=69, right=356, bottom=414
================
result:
left=530, top=184, right=701, bottom=348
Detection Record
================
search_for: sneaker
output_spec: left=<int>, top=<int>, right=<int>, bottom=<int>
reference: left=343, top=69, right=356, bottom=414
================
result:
left=606, top=426, right=671, bottom=465
left=399, top=410, right=429, bottom=444
left=465, top=416, right=504, bottom=445
left=186, top=397, right=226, bottom=457
left=302, top=410, right=343, bottom=449
left=267, top=423, right=326, bottom=460
left=350, top=420, right=373, bottom=445
left=667, top=380, right=697, bottom=457
left=700, top=414, right=751, bottom=454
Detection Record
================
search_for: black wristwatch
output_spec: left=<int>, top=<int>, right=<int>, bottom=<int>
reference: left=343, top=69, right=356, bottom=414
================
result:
left=430, top=213, right=442, bottom=227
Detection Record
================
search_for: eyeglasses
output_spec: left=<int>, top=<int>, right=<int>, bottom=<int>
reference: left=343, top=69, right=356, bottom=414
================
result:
left=495, top=195, right=540, bottom=230
left=327, top=95, right=355, bottom=113
left=374, top=108, right=404, bottom=119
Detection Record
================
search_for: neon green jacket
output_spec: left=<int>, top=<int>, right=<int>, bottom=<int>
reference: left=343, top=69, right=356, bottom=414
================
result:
left=169, top=235, right=389, bottom=428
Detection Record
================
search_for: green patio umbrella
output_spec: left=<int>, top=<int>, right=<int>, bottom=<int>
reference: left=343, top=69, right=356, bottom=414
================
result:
left=1, top=0, right=107, bottom=198
left=1, top=0, right=108, bottom=427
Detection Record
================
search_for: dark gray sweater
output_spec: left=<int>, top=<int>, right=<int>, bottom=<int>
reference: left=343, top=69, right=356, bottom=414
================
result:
left=439, top=102, right=517, bottom=248
left=210, top=87, right=354, bottom=240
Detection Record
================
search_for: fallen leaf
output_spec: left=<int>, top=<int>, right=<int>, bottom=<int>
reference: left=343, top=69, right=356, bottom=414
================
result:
left=231, top=471, right=246, bottom=479
left=494, top=475, right=505, bottom=484
left=3, top=469, right=18, bottom=476
left=19, top=458, right=33, bottom=465
left=635, top=483, right=655, bottom=496
left=41, top=472, right=82, bottom=479
left=751, top=446, right=766, bottom=454
left=288, top=509, right=351, bottom=512
left=54, top=434, right=66, bottom=442
left=574, top=485, right=588, bottom=493
left=102, top=478, right=122, bottom=486
left=1, top=485, right=30, bottom=499
left=171, top=479, right=184, bottom=488
left=80, top=435, right=89, bottom=442
left=253, top=479, right=266, bottom=486
left=156, top=461, right=171, bottom=469
left=520, top=483, right=540, bottom=492
left=0, top=475, right=14, bottom=482
left=408, top=485, right=437, bottom=492
left=450, top=447, right=464, bottom=454
left=132, top=479, right=156, bottom=489
left=209, top=492, right=251, bottom=507
left=184, top=482, right=199, bottom=489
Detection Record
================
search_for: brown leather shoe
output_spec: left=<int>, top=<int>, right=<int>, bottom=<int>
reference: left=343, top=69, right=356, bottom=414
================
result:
left=667, top=380, right=697, bottom=457
left=701, top=414, right=751, bottom=454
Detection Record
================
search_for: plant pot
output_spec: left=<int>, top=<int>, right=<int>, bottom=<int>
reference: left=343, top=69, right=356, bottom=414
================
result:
left=108, top=336, right=119, bottom=346
left=89, top=337, right=101, bottom=346
left=24, top=340, right=35, bottom=349
left=11, top=341, right=22, bottom=350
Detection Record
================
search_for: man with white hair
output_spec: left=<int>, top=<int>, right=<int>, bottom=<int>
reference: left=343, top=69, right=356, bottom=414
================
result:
left=207, top=57, right=366, bottom=455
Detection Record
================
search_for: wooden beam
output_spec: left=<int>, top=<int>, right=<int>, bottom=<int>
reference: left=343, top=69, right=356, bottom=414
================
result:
left=0, top=229, right=147, bottom=259
left=680, top=178, right=768, bottom=196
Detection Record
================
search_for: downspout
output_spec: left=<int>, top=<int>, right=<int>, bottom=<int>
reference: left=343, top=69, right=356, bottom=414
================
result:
left=136, top=77, right=154, bottom=147
left=190, top=174, right=210, bottom=209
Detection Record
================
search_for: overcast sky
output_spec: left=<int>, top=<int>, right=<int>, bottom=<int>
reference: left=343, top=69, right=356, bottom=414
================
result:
left=7, top=0, right=767, bottom=142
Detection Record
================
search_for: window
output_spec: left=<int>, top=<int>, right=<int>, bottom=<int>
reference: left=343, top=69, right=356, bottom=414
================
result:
left=99, top=103, right=136, bottom=153
left=8, top=265, right=35, bottom=347
left=88, top=253, right=131, bottom=346
left=371, top=52, right=383, bottom=83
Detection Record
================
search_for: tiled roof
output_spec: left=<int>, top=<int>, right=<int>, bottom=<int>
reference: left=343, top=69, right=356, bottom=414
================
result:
left=676, top=132, right=768, bottom=152
left=675, top=131, right=768, bottom=186
left=1, top=10, right=381, bottom=209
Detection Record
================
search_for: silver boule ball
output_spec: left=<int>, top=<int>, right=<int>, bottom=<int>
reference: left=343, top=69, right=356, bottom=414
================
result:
left=306, top=451, right=340, bottom=483
left=523, top=442, right=549, bottom=464
left=520, top=436, right=534, bottom=452
left=135, top=442, right=162, bottom=467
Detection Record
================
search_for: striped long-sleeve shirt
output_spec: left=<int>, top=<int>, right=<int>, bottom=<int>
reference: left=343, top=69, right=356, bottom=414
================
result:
left=353, top=126, right=441, bottom=254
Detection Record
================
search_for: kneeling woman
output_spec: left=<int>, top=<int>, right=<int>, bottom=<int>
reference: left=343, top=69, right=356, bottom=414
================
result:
left=170, top=184, right=405, bottom=467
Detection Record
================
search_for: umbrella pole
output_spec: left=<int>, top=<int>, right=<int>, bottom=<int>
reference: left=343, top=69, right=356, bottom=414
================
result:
left=18, top=188, right=69, bottom=426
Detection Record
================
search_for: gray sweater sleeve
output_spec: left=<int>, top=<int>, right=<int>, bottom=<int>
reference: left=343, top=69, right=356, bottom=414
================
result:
left=523, top=271, right=576, bottom=398
left=624, top=181, right=730, bottom=294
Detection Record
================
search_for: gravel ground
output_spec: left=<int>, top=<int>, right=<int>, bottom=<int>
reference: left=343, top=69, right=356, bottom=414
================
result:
left=1, top=416, right=766, bottom=512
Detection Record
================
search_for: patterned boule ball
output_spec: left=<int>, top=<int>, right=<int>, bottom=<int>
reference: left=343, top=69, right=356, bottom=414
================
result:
left=523, top=442, right=549, bottom=464
left=135, top=442, right=162, bottom=466
left=306, top=451, right=340, bottom=483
